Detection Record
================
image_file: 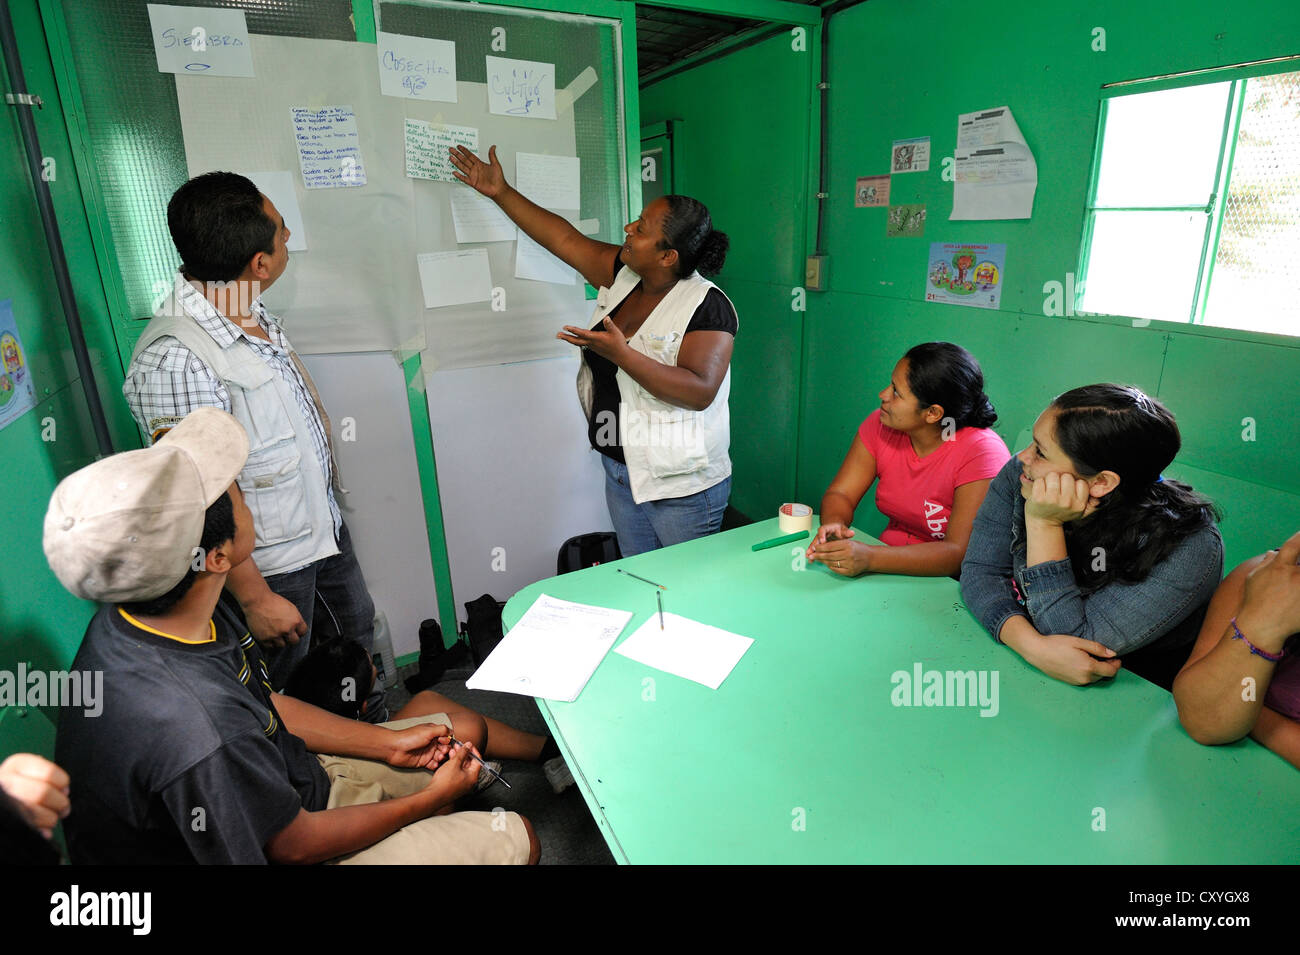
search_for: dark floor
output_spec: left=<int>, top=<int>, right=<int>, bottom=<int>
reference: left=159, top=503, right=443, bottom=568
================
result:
left=386, top=661, right=615, bottom=865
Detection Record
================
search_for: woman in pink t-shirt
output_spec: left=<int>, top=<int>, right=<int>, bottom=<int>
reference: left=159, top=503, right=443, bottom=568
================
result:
left=1174, top=529, right=1300, bottom=770
left=808, top=342, right=1009, bottom=577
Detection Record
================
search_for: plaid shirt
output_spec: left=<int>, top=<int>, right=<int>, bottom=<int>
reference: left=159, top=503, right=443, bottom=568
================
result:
left=123, top=276, right=342, bottom=536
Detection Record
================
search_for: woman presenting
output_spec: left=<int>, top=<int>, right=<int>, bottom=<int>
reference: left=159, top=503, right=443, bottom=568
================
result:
left=450, top=145, right=736, bottom=557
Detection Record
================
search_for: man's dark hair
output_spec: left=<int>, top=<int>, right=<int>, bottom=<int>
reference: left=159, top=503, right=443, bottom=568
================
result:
left=284, top=639, right=374, bottom=720
left=167, top=171, right=276, bottom=282
left=119, top=491, right=236, bottom=616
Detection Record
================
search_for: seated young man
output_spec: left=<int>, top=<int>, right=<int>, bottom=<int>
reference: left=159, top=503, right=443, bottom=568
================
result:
left=45, top=408, right=538, bottom=864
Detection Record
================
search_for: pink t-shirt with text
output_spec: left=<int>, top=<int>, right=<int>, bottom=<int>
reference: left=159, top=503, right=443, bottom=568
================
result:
left=858, top=409, right=1010, bottom=546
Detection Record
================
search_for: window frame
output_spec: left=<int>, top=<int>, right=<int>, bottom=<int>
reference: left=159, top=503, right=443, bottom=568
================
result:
left=1076, top=57, right=1300, bottom=339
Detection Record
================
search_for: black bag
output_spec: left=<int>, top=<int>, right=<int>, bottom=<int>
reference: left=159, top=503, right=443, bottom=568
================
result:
left=557, top=532, right=621, bottom=575
left=464, top=594, right=506, bottom=666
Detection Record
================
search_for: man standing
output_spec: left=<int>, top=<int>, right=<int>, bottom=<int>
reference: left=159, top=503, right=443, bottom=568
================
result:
left=124, top=171, right=386, bottom=720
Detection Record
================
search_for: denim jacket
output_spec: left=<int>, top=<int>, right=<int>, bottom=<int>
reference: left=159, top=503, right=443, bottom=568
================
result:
left=960, top=458, right=1223, bottom=653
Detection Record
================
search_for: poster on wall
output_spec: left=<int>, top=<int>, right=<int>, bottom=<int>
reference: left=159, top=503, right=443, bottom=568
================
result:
left=887, top=203, right=926, bottom=237
left=855, top=175, right=890, bottom=207
left=924, top=243, right=1005, bottom=309
left=0, top=300, right=37, bottom=431
left=891, top=136, right=930, bottom=173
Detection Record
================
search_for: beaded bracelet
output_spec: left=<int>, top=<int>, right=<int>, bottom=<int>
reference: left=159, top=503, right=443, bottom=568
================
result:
left=1229, top=617, right=1286, bottom=662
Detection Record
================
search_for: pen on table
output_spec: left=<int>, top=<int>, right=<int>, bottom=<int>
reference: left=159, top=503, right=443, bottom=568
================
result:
left=617, top=568, right=667, bottom=590
left=447, top=734, right=511, bottom=790
left=657, top=589, right=664, bottom=630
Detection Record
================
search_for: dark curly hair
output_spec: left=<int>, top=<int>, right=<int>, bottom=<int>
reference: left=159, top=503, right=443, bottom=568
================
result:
left=1051, top=384, right=1220, bottom=591
left=657, top=195, right=729, bottom=277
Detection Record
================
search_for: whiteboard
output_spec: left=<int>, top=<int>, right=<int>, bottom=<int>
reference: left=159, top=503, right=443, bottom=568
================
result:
left=175, top=33, right=590, bottom=365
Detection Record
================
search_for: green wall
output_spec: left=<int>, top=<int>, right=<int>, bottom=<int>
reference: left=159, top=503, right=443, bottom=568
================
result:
left=640, top=30, right=815, bottom=520
left=1, top=0, right=140, bottom=749
left=643, top=0, right=1300, bottom=567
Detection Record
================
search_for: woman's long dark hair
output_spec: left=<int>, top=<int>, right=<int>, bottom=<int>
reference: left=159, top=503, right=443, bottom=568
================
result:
left=903, top=342, right=997, bottom=429
left=1052, top=384, right=1219, bottom=590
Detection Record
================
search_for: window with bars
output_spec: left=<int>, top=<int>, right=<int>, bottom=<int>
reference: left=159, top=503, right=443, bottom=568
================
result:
left=1078, top=66, right=1300, bottom=336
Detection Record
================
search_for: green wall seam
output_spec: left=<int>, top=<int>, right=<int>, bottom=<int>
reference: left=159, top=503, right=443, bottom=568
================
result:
left=637, top=0, right=820, bottom=26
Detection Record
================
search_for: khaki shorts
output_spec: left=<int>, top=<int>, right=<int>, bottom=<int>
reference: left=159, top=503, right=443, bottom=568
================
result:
left=315, top=714, right=531, bottom=865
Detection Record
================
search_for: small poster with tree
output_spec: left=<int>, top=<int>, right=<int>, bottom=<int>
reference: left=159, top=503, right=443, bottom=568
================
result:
left=924, top=242, right=1006, bottom=310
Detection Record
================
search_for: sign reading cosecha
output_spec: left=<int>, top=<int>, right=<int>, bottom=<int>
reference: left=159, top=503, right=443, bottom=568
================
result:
left=924, top=242, right=1006, bottom=310
left=0, top=300, right=37, bottom=431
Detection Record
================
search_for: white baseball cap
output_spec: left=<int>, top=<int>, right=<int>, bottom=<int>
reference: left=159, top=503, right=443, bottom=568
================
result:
left=43, top=408, right=249, bottom=603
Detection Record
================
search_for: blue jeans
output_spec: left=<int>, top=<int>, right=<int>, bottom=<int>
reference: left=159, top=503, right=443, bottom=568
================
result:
left=263, top=521, right=389, bottom=722
left=602, top=454, right=731, bottom=557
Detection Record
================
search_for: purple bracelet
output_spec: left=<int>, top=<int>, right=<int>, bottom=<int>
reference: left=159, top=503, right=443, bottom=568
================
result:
left=1229, top=617, right=1286, bottom=662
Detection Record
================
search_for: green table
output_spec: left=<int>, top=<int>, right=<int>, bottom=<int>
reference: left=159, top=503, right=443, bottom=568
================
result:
left=503, top=518, right=1299, bottom=863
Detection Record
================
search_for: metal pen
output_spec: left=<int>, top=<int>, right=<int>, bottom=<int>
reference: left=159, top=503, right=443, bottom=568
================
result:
left=447, top=734, right=512, bottom=790
left=617, top=568, right=667, bottom=590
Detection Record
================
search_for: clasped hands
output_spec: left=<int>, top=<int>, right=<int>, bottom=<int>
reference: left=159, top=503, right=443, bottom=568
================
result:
left=386, top=722, right=486, bottom=798
left=807, top=523, right=875, bottom=577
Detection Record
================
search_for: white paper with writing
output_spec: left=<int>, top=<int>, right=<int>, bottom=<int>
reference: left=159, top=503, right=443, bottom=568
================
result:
left=376, top=31, right=457, bottom=102
left=291, top=106, right=367, bottom=189
left=147, top=4, right=254, bottom=77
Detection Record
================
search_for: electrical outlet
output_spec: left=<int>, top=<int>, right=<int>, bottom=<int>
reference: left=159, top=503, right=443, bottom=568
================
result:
left=805, top=255, right=827, bottom=291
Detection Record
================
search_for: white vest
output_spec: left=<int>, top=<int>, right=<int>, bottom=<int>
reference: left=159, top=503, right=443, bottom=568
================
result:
left=129, top=295, right=339, bottom=576
left=577, top=266, right=736, bottom=504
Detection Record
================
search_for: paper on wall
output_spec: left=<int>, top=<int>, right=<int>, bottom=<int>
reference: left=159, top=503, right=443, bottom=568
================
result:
left=146, top=4, right=253, bottom=77
left=516, top=227, right=577, bottom=285
left=486, top=56, right=557, bottom=120
left=951, top=106, right=1037, bottom=220
left=291, top=106, right=367, bottom=189
left=516, top=152, right=580, bottom=210
left=405, top=119, right=478, bottom=182
left=891, top=136, right=930, bottom=173
left=376, top=31, right=457, bottom=102
left=450, top=190, right=515, bottom=243
left=856, top=174, right=890, bottom=207
left=924, top=242, right=1006, bottom=309
left=417, top=249, right=494, bottom=308
left=246, top=171, right=307, bottom=251
left=0, top=299, right=37, bottom=431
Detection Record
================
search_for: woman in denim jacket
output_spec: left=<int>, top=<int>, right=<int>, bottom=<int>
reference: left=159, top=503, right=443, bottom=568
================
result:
left=960, top=384, right=1222, bottom=687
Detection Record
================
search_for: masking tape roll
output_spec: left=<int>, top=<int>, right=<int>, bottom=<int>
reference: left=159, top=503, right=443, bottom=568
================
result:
left=778, top=503, right=813, bottom=534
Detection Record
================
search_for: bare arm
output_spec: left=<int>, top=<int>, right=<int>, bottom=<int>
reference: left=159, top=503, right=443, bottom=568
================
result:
left=813, top=434, right=878, bottom=544
left=225, top=556, right=307, bottom=649
left=449, top=144, right=620, bottom=289
left=272, top=693, right=452, bottom=768
left=264, top=745, right=479, bottom=864
left=851, top=479, right=993, bottom=577
left=1174, top=534, right=1300, bottom=750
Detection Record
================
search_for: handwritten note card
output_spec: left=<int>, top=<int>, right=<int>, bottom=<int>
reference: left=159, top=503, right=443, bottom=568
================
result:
left=486, top=56, right=556, bottom=120
left=291, top=106, right=367, bottom=190
left=450, top=190, right=515, bottom=243
left=405, top=119, right=478, bottom=182
left=376, top=31, right=457, bottom=102
left=147, top=4, right=254, bottom=77
left=417, top=249, right=494, bottom=309
left=516, top=153, right=580, bottom=210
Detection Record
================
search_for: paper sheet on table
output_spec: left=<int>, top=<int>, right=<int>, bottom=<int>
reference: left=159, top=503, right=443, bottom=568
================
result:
left=405, top=118, right=478, bottom=182
left=246, top=171, right=307, bottom=251
left=516, top=153, right=580, bottom=210
left=147, top=4, right=254, bottom=77
left=467, top=594, right=632, bottom=701
left=614, top=613, right=753, bottom=690
left=516, top=227, right=577, bottom=284
left=951, top=106, right=1037, bottom=220
left=376, top=31, right=457, bottom=102
left=485, top=56, right=556, bottom=120
left=417, top=249, right=493, bottom=308
left=450, top=190, right=515, bottom=243
left=291, top=106, right=367, bottom=189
